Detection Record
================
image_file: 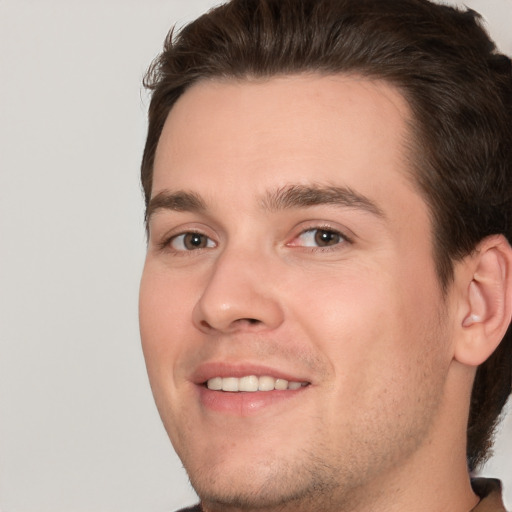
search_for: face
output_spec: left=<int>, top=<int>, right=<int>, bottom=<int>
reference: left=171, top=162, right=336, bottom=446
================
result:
left=139, top=75, right=457, bottom=511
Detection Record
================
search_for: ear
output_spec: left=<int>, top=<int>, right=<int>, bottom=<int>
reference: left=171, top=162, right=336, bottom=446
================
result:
left=454, top=234, right=512, bottom=367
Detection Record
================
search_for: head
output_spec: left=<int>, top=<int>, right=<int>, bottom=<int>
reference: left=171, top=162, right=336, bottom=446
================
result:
left=139, top=0, right=512, bottom=506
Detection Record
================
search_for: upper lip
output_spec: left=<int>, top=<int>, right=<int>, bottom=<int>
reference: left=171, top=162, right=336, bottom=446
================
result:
left=191, top=361, right=310, bottom=385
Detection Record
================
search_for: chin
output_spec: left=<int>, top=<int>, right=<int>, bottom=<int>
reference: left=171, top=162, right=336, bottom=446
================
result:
left=188, top=457, right=338, bottom=511
left=179, top=438, right=345, bottom=511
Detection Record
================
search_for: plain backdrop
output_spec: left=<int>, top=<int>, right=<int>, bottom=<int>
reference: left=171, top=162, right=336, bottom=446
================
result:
left=1, top=1, right=511, bottom=511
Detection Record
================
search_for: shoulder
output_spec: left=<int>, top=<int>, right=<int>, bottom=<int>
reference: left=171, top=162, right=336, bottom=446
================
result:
left=472, top=478, right=509, bottom=512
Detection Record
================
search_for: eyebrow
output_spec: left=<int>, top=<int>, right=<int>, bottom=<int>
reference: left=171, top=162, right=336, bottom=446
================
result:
left=145, top=183, right=385, bottom=225
left=146, top=190, right=207, bottom=223
left=261, top=184, right=385, bottom=217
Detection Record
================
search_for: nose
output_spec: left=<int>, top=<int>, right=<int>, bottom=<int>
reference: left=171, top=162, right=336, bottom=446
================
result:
left=192, top=247, right=285, bottom=334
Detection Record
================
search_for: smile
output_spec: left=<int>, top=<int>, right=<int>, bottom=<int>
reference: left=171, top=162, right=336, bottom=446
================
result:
left=206, top=375, right=309, bottom=392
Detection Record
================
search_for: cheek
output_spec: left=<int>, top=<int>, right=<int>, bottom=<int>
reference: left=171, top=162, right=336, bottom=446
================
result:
left=288, top=260, right=444, bottom=387
left=139, top=264, right=194, bottom=376
left=290, top=265, right=392, bottom=348
left=139, top=265, right=202, bottom=444
left=291, top=265, right=449, bottom=446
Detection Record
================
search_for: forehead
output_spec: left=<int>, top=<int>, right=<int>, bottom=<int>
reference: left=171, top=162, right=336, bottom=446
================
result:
left=152, top=74, right=421, bottom=218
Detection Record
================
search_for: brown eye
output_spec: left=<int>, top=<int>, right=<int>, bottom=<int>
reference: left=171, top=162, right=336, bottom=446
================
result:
left=183, top=233, right=208, bottom=249
left=170, top=232, right=215, bottom=251
left=314, top=229, right=342, bottom=247
left=290, top=228, right=346, bottom=248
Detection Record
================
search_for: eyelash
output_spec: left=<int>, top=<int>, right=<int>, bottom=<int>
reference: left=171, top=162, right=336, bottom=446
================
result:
left=159, top=225, right=351, bottom=254
left=287, top=226, right=352, bottom=251
left=160, top=230, right=216, bottom=253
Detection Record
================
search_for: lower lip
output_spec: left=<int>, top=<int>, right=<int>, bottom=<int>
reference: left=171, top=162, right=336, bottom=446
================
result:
left=198, top=385, right=308, bottom=415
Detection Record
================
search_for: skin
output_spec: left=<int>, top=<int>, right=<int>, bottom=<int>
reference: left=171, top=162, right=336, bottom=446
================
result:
left=139, top=75, right=480, bottom=512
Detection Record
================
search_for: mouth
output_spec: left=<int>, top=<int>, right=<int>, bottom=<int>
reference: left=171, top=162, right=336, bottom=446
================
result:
left=194, top=364, right=311, bottom=415
left=205, top=375, right=309, bottom=392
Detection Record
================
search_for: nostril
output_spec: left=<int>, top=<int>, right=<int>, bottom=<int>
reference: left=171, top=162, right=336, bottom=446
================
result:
left=200, top=320, right=212, bottom=330
left=197, top=317, right=261, bottom=333
left=241, top=318, right=260, bottom=325
left=231, top=318, right=262, bottom=328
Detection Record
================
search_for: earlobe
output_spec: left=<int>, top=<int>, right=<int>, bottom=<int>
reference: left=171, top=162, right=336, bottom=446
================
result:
left=455, top=235, right=512, bottom=367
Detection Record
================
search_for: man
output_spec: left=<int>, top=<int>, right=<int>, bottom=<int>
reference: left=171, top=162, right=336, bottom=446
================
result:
left=138, top=0, right=512, bottom=511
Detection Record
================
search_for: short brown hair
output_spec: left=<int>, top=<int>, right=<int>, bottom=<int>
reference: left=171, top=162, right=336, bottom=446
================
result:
left=141, top=0, right=512, bottom=471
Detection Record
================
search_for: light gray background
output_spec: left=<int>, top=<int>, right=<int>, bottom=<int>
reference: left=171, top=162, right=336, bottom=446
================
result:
left=1, top=1, right=511, bottom=511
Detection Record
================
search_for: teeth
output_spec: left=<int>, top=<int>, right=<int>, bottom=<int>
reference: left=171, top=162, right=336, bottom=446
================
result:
left=258, top=375, right=275, bottom=391
left=207, top=377, right=222, bottom=390
left=274, top=378, right=288, bottom=390
left=206, top=375, right=307, bottom=392
left=222, top=377, right=239, bottom=392
left=239, top=375, right=259, bottom=392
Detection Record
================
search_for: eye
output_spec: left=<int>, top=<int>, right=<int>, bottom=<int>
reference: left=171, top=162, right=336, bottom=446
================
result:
left=169, top=232, right=216, bottom=251
left=291, top=228, right=347, bottom=248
